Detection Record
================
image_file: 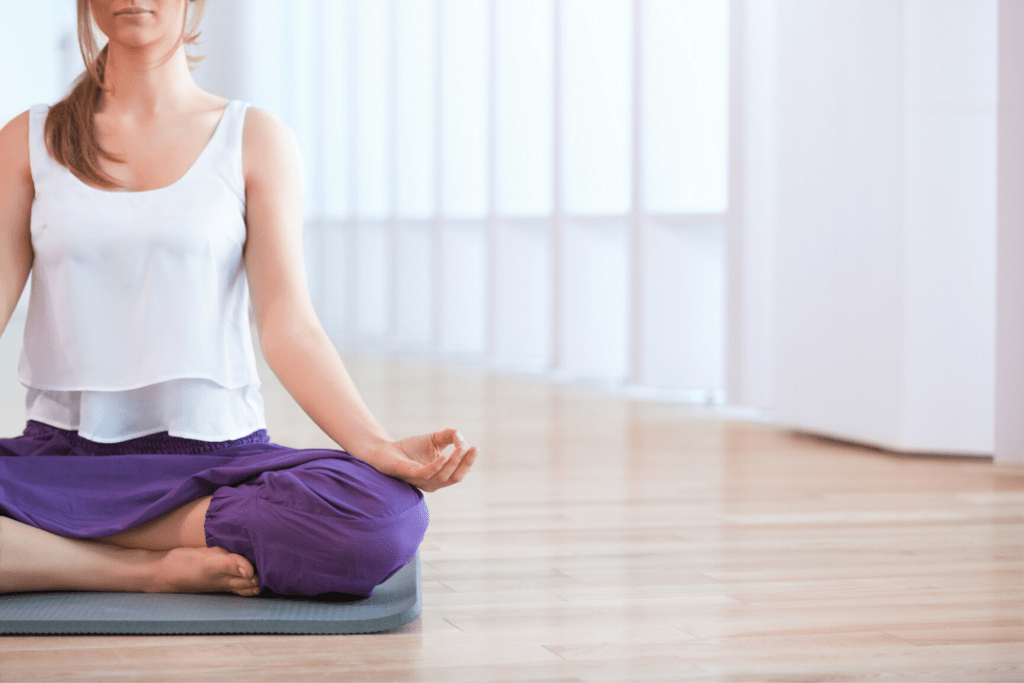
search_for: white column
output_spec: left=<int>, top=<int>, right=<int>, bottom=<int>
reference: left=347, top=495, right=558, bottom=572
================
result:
left=387, top=0, right=399, bottom=339
left=550, top=0, right=564, bottom=371
left=996, top=0, right=1024, bottom=464
left=431, top=0, right=445, bottom=349
left=485, top=0, right=499, bottom=358
left=628, top=0, right=644, bottom=385
left=725, top=0, right=745, bottom=405
left=726, top=0, right=777, bottom=410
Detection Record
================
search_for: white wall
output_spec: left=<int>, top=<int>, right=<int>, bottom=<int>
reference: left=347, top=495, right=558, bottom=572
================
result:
left=996, top=0, right=1024, bottom=465
left=902, top=0, right=996, bottom=453
left=737, top=0, right=997, bottom=455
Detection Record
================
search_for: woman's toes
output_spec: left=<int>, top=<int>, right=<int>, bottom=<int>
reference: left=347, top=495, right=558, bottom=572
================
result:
left=152, top=547, right=261, bottom=595
left=228, top=575, right=259, bottom=590
left=233, top=581, right=262, bottom=597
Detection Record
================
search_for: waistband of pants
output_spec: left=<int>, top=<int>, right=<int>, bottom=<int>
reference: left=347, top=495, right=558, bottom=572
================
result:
left=22, top=420, right=272, bottom=456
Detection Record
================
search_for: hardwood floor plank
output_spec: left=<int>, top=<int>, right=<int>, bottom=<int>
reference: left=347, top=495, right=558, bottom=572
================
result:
left=424, top=588, right=569, bottom=607
left=887, top=624, right=1024, bottom=645
left=683, top=642, right=1024, bottom=680
left=670, top=609, right=1024, bottom=640
left=546, top=576, right=930, bottom=601
left=544, top=631, right=914, bottom=664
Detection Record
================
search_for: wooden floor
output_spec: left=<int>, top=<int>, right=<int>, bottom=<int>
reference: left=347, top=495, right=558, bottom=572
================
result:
left=0, top=322, right=1022, bottom=681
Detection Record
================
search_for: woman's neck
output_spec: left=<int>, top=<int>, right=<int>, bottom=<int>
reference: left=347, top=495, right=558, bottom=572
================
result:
left=99, top=42, right=201, bottom=115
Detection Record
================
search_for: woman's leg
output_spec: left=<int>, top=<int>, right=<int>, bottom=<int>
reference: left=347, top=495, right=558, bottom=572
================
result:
left=0, top=510, right=260, bottom=596
left=0, top=451, right=424, bottom=597
left=100, top=496, right=212, bottom=551
left=203, top=457, right=429, bottom=596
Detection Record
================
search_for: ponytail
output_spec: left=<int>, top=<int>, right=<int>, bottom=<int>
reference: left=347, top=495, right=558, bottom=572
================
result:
left=44, top=0, right=207, bottom=189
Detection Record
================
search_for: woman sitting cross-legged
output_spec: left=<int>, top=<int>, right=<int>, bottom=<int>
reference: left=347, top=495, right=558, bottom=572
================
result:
left=0, top=0, right=476, bottom=597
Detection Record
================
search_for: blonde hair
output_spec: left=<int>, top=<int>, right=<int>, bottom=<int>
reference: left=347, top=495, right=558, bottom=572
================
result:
left=44, top=0, right=207, bottom=189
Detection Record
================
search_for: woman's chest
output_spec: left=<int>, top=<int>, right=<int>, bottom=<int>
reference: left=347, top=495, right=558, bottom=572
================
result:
left=89, top=111, right=223, bottom=193
left=30, top=176, right=246, bottom=276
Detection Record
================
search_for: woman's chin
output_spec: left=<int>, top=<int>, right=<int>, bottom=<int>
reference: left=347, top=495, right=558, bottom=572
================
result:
left=106, top=32, right=176, bottom=54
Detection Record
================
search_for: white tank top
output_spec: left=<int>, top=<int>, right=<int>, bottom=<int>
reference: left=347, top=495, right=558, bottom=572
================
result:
left=20, top=101, right=265, bottom=443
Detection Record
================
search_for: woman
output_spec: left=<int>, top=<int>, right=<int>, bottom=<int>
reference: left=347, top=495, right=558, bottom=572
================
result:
left=0, top=0, right=476, bottom=597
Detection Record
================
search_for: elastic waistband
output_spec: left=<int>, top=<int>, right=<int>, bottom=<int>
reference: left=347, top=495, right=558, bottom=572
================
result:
left=22, top=420, right=272, bottom=456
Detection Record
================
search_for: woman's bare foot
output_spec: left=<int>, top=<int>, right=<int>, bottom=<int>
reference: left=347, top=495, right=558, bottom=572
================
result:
left=0, top=517, right=261, bottom=596
left=150, top=546, right=261, bottom=596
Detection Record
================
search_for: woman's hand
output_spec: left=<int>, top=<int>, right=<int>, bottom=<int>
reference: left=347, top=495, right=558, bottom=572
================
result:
left=367, top=429, right=478, bottom=492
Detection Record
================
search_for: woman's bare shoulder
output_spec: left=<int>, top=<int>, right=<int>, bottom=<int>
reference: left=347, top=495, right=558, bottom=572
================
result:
left=242, top=107, right=297, bottom=151
left=0, top=111, right=32, bottom=181
left=241, top=107, right=301, bottom=188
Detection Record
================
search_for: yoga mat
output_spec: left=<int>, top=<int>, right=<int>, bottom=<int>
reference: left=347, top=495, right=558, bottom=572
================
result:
left=0, top=552, right=420, bottom=635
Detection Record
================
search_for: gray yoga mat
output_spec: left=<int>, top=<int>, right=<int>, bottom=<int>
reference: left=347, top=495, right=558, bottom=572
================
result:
left=0, top=552, right=420, bottom=635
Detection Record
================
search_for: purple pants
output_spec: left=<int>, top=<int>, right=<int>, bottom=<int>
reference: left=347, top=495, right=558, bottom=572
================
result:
left=0, top=421, right=428, bottom=597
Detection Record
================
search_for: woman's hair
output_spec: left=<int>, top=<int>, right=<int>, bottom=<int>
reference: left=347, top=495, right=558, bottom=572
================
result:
left=44, top=0, right=207, bottom=189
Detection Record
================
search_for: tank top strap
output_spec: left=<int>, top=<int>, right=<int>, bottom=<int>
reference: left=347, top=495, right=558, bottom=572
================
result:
left=28, top=104, right=55, bottom=185
left=203, top=100, right=249, bottom=203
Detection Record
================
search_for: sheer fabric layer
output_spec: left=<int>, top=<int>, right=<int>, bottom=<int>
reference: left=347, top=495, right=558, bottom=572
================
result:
left=25, top=380, right=266, bottom=443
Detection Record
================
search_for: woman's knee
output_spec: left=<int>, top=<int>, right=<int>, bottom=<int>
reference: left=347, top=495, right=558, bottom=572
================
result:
left=204, top=467, right=428, bottom=596
left=248, top=498, right=427, bottom=596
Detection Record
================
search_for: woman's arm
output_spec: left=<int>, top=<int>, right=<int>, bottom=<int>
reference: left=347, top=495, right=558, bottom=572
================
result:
left=241, top=108, right=476, bottom=491
left=0, top=112, right=35, bottom=341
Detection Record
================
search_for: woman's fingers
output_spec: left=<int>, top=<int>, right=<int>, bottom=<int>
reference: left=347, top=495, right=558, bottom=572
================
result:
left=447, top=446, right=477, bottom=484
left=434, top=443, right=467, bottom=481
left=430, top=428, right=459, bottom=452
left=418, top=448, right=451, bottom=478
left=428, top=445, right=478, bottom=489
left=403, top=429, right=477, bottom=491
